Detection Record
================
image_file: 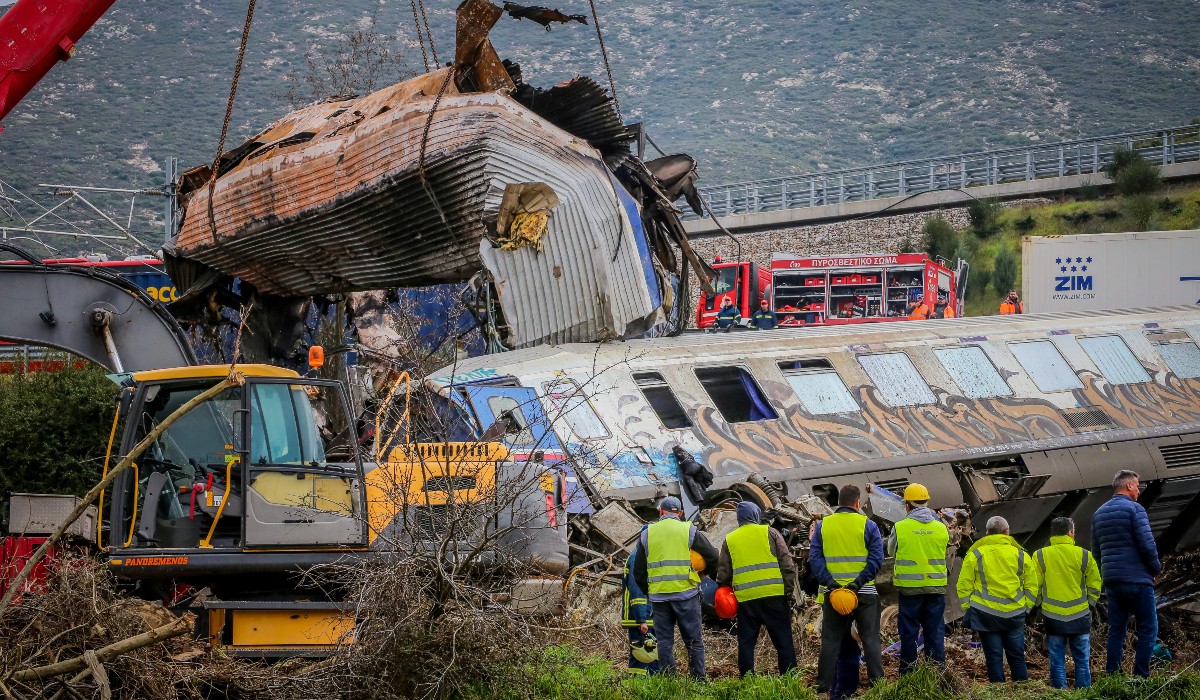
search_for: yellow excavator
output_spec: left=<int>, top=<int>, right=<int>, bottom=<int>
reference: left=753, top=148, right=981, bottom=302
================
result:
left=0, top=253, right=569, bottom=656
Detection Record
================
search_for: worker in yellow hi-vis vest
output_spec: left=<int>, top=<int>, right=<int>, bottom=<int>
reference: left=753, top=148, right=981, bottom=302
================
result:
left=810, top=484, right=885, bottom=696
left=715, top=501, right=797, bottom=676
left=885, top=483, right=949, bottom=675
left=632, top=496, right=719, bottom=678
left=1035, top=517, right=1101, bottom=689
left=956, top=515, right=1040, bottom=683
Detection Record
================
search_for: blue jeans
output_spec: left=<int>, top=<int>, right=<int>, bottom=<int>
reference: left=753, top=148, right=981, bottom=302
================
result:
left=1047, top=634, right=1091, bottom=689
left=1105, top=583, right=1157, bottom=677
left=651, top=595, right=705, bottom=678
left=897, top=593, right=945, bottom=674
left=979, top=627, right=1027, bottom=682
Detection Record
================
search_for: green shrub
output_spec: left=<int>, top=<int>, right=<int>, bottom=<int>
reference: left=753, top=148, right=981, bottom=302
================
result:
left=992, top=246, right=1018, bottom=296
left=967, top=198, right=1003, bottom=238
left=1014, top=215, right=1036, bottom=232
left=1103, top=147, right=1162, bottom=196
left=922, top=215, right=958, bottom=261
left=1125, top=195, right=1158, bottom=231
left=0, top=362, right=119, bottom=526
left=1075, top=181, right=1103, bottom=200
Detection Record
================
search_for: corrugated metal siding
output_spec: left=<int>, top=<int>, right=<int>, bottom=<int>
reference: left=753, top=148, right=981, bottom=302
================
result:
left=478, top=145, right=658, bottom=347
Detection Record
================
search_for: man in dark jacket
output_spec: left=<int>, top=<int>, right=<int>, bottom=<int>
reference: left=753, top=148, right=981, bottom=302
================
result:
left=751, top=300, right=778, bottom=330
left=715, top=501, right=796, bottom=676
left=810, top=485, right=886, bottom=695
left=1092, top=469, right=1161, bottom=677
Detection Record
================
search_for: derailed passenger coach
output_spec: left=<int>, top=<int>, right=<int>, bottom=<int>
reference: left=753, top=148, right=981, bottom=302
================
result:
left=426, top=306, right=1200, bottom=552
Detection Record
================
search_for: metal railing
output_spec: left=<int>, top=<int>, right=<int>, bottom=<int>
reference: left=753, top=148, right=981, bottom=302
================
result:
left=688, top=123, right=1200, bottom=221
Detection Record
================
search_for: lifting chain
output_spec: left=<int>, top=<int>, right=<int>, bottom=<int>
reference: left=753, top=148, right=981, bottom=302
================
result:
left=206, top=0, right=258, bottom=240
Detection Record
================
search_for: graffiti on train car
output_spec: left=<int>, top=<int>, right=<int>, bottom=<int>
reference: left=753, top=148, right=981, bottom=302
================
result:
left=664, top=369, right=1200, bottom=477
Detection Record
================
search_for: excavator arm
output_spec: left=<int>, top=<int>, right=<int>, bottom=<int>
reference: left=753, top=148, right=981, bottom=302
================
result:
left=0, top=0, right=119, bottom=127
left=0, top=244, right=195, bottom=372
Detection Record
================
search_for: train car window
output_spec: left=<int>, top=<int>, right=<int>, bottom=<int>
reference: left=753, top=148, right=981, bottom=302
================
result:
left=777, top=360, right=859, bottom=415
left=484, top=396, right=537, bottom=446
left=934, top=346, right=1012, bottom=398
left=1009, top=341, right=1083, bottom=392
left=1147, top=331, right=1200, bottom=379
left=542, top=379, right=610, bottom=440
left=858, top=353, right=937, bottom=407
left=1078, top=336, right=1150, bottom=385
left=632, top=372, right=693, bottom=429
left=694, top=366, right=778, bottom=423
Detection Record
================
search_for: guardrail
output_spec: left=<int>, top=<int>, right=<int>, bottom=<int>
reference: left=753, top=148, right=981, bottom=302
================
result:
left=689, top=123, right=1200, bottom=220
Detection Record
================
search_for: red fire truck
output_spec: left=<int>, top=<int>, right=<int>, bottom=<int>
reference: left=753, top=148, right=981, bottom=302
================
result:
left=696, top=253, right=966, bottom=328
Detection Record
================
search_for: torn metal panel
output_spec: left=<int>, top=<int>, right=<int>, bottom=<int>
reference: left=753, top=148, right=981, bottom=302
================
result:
left=167, top=0, right=708, bottom=350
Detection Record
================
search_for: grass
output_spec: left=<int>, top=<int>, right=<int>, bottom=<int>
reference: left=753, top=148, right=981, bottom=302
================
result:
left=466, top=649, right=1200, bottom=700
left=958, top=181, right=1200, bottom=317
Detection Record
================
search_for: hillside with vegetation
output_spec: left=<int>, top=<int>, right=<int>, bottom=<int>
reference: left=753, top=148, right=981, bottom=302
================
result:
left=0, top=0, right=1198, bottom=256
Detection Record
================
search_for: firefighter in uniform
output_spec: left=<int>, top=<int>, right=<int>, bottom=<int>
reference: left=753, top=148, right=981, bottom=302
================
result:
left=810, top=484, right=885, bottom=696
left=716, top=501, right=797, bottom=676
left=1035, top=517, right=1101, bottom=689
left=632, top=496, right=718, bottom=678
left=622, top=541, right=659, bottom=675
left=751, top=299, right=778, bottom=330
left=956, top=516, right=1040, bottom=683
left=715, top=298, right=741, bottom=329
left=886, top=483, right=949, bottom=674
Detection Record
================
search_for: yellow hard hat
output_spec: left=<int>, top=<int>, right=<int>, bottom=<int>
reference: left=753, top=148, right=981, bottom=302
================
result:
left=903, top=483, right=931, bottom=502
left=829, top=587, right=859, bottom=616
left=690, top=549, right=706, bottom=572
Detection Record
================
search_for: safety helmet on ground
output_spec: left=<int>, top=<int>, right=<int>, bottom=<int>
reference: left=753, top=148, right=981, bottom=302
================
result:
left=829, top=587, right=859, bottom=616
left=902, top=483, right=931, bottom=502
left=631, top=634, right=658, bottom=664
left=690, top=549, right=706, bottom=573
left=714, top=585, right=738, bottom=619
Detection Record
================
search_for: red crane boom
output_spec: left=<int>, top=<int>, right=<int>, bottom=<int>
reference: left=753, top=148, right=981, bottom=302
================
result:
left=0, top=0, right=119, bottom=130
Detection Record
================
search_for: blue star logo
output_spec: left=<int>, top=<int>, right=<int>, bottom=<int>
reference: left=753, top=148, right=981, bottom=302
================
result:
left=1056, top=258, right=1063, bottom=264
left=1075, top=257, right=1083, bottom=263
left=1081, top=265, right=1088, bottom=272
left=1086, top=256, right=1093, bottom=263
left=1071, top=266, right=1078, bottom=272
left=1060, top=266, right=1067, bottom=272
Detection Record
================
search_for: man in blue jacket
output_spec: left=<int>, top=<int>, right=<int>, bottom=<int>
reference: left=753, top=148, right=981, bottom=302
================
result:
left=810, top=484, right=885, bottom=696
left=1091, top=469, right=1161, bottom=677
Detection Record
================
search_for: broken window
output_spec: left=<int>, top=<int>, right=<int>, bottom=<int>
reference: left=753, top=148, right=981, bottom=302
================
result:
left=542, top=378, right=609, bottom=440
left=858, top=353, right=936, bottom=407
left=1009, top=341, right=1083, bottom=392
left=1078, top=335, right=1150, bottom=385
left=935, top=346, right=1012, bottom=399
left=1147, top=331, right=1200, bottom=379
left=633, top=372, right=692, bottom=430
left=778, top=360, right=859, bottom=415
left=694, top=366, right=778, bottom=423
left=485, top=396, right=537, bottom=446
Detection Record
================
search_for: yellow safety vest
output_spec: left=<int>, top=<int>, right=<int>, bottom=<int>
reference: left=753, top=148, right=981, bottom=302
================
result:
left=726, top=524, right=785, bottom=602
left=962, top=535, right=1036, bottom=618
left=646, top=517, right=699, bottom=595
left=893, top=516, right=949, bottom=588
left=820, top=511, right=873, bottom=591
left=1035, top=535, right=1101, bottom=622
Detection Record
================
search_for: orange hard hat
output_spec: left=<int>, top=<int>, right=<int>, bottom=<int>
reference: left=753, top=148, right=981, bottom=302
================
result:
left=829, top=587, right=859, bottom=616
left=714, top=585, right=738, bottom=619
left=690, top=549, right=706, bottom=573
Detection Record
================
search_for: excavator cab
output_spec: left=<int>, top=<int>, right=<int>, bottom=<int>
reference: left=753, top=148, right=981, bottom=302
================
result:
left=106, top=365, right=368, bottom=581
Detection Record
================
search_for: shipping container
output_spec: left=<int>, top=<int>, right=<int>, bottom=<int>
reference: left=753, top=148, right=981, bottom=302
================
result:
left=1022, top=229, right=1200, bottom=313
